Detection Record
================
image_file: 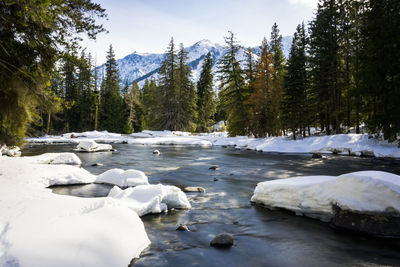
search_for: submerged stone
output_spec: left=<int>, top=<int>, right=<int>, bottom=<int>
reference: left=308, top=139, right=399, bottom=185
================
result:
left=210, top=233, right=234, bottom=247
left=183, top=186, right=206, bottom=193
left=176, top=224, right=190, bottom=231
left=209, top=165, right=219, bottom=170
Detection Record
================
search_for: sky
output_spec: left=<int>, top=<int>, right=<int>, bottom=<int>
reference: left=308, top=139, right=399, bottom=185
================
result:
left=83, top=0, right=319, bottom=65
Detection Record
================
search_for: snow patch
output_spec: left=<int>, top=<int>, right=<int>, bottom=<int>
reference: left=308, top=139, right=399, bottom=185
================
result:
left=95, top=168, right=149, bottom=187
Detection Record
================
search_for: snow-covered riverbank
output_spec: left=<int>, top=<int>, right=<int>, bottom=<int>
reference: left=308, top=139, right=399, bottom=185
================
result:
left=0, top=153, right=190, bottom=266
left=26, top=130, right=400, bottom=158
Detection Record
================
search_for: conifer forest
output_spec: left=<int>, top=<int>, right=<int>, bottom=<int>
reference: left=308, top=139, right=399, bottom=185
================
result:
left=1, top=0, right=399, bottom=146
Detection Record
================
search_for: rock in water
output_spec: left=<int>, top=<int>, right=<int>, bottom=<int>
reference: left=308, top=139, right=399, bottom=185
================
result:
left=209, top=165, right=219, bottom=170
left=153, top=150, right=160, bottom=155
left=210, top=233, right=234, bottom=247
left=330, top=207, right=400, bottom=238
left=213, top=177, right=219, bottom=181
left=312, top=153, right=322, bottom=159
left=183, top=186, right=206, bottom=193
left=91, top=163, right=103, bottom=167
left=176, top=224, right=190, bottom=231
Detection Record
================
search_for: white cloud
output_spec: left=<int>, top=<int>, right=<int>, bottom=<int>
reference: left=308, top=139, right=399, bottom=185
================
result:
left=288, top=0, right=319, bottom=8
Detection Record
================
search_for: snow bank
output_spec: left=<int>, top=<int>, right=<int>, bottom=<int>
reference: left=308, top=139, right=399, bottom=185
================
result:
left=108, top=184, right=191, bottom=216
left=26, top=131, right=400, bottom=158
left=25, top=152, right=82, bottom=165
left=0, top=154, right=150, bottom=266
left=251, top=171, right=400, bottom=222
left=26, top=130, right=126, bottom=144
left=128, top=136, right=212, bottom=146
left=95, top=168, right=149, bottom=187
left=75, top=140, right=113, bottom=152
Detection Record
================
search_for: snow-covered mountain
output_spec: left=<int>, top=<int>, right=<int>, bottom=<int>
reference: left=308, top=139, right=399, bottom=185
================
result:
left=97, top=36, right=292, bottom=86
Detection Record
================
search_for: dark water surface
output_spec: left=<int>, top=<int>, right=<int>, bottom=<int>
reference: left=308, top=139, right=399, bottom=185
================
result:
left=23, top=144, right=400, bottom=267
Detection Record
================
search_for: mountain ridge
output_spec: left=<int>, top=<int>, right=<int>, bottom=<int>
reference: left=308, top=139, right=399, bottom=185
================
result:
left=96, top=36, right=292, bottom=86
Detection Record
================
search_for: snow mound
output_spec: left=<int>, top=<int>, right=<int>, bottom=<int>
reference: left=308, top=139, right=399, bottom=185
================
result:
left=0, top=154, right=150, bottom=266
left=26, top=152, right=82, bottom=165
left=251, top=171, right=400, bottom=222
left=108, top=184, right=191, bottom=216
left=0, top=146, right=21, bottom=157
left=75, top=140, right=113, bottom=152
left=95, top=168, right=149, bottom=187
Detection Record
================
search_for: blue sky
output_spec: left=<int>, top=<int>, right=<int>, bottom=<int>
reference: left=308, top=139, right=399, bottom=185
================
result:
left=84, top=0, right=318, bottom=65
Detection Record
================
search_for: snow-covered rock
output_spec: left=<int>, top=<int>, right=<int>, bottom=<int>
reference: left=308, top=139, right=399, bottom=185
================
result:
left=0, top=145, right=21, bottom=157
left=75, top=140, right=113, bottom=152
left=251, top=171, right=400, bottom=222
left=95, top=168, right=149, bottom=187
left=0, top=154, right=150, bottom=266
left=108, top=184, right=191, bottom=216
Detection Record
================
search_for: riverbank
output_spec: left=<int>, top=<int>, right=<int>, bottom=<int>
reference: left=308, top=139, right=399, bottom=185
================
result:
left=26, top=130, right=400, bottom=158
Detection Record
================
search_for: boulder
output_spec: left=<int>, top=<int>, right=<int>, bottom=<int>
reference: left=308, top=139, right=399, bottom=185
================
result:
left=209, top=165, right=219, bottom=170
left=210, top=233, right=234, bottom=247
left=153, top=150, right=160, bottom=155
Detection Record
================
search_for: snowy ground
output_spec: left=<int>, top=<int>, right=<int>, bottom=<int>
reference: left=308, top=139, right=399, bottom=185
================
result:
left=0, top=153, right=190, bottom=266
left=251, top=171, right=400, bottom=222
left=26, top=130, right=400, bottom=158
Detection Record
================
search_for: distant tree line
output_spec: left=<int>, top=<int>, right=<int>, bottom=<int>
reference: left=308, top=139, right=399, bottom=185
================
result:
left=1, top=0, right=399, bottom=146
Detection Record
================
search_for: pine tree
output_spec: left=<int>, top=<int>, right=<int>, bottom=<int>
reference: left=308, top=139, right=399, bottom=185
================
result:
left=360, top=0, right=400, bottom=141
left=217, top=31, right=248, bottom=136
left=282, top=23, right=309, bottom=140
left=142, top=79, right=158, bottom=129
left=196, top=52, right=216, bottom=132
left=124, top=81, right=144, bottom=132
left=309, top=0, right=342, bottom=134
left=176, top=44, right=197, bottom=131
left=99, top=45, right=126, bottom=133
left=269, top=23, right=286, bottom=136
left=77, top=52, right=96, bottom=131
left=156, top=38, right=178, bottom=130
left=63, top=53, right=80, bottom=132
left=0, top=0, right=106, bottom=145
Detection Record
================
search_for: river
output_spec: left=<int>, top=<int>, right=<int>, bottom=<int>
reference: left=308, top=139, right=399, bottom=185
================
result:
left=22, top=143, right=400, bottom=267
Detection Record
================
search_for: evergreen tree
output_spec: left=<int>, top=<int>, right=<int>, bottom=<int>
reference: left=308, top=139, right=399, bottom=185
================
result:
left=309, top=0, right=342, bottom=134
left=282, top=23, right=309, bottom=140
left=175, top=44, right=197, bottom=131
left=125, top=81, right=144, bottom=132
left=99, top=45, right=126, bottom=133
left=142, top=79, right=158, bottom=129
left=63, top=54, right=80, bottom=132
left=360, top=0, right=400, bottom=141
left=0, top=0, right=106, bottom=145
left=217, top=31, right=248, bottom=136
left=196, top=52, right=216, bottom=132
left=156, top=38, right=178, bottom=130
left=269, top=23, right=286, bottom=136
left=77, top=52, right=96, bottom=131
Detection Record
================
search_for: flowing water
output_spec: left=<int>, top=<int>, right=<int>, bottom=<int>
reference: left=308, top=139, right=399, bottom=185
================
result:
left=22, top=144, right=400, bottom=267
